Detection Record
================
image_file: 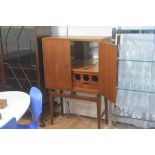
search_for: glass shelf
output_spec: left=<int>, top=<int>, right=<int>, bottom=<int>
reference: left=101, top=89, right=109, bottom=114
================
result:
left=117, top=57, right=155, bottom=63
left=117, top=87, right=155, bottom=93
left=112, top=105, right=155, bottom=122
left=112, top=113, right=155, bottom=123
left=117, top=81, right=155, bottom=93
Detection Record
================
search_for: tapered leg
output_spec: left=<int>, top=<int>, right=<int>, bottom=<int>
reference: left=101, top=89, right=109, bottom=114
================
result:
left=104, top=97, right=108, bottom=124
left=108, top=101, right=113, bottom=128
left=97, top=94, right=101, bottom=129
left=49, top=91, right=54, bottom=125
left=39, top=113, right=46, bottom=128
left=60, top=90, right=64, bottom=116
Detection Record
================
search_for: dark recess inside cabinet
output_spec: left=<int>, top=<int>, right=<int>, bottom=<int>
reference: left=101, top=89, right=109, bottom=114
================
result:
left=71, top=40, right=99, bottom=93
left=0, top=26, right=53, bottom=126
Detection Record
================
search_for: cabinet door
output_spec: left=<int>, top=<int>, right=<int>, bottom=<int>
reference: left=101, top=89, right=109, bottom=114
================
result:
left=99, top=41, right=117, bottom=103
left=43, top=38, right=72, bottom=90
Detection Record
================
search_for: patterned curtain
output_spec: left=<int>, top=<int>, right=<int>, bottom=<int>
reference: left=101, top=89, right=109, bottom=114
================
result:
left=114, top=27, right=155, bottom=128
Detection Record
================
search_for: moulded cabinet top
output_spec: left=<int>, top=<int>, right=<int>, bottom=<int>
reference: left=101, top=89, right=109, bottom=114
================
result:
left=42, top=36, right=109, bottom=42
left=101, top=37, right=116, bottom=45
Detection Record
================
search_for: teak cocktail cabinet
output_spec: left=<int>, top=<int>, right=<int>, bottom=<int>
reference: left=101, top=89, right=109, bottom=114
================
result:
left=42, top=36, right=117, bottom=128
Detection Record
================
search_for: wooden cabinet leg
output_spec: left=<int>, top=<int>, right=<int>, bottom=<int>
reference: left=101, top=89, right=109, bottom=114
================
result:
left=60, top=90, right=64, bottom=116
left=104, top=97, right=108, bottom=124
left=97, top=94, right=101, bottom=129
left=108, top=101, right=113, bottom=128
left=49, top=91, right=54, bottom=125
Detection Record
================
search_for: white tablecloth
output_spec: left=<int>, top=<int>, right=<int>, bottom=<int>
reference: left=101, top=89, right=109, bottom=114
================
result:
left=0, top=91, right=30, bottom=128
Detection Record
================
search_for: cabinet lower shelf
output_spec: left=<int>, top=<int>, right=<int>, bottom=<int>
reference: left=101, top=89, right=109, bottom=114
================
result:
left=72, top=87, right=99, bottom=94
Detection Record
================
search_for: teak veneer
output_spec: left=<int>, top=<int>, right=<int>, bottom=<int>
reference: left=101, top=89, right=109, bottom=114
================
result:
left=42, top=36, right=117, bottom=128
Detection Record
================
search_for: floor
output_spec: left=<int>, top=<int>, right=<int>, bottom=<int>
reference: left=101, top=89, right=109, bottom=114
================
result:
left=20, top=113, right=137, bottom=129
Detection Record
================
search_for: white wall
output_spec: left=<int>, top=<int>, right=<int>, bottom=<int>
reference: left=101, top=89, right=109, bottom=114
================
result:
left=68, top=26, right=112, bottom=36
left=51, top=26, right=113, bottom=36
left=51, top=26, right=113, bottom=118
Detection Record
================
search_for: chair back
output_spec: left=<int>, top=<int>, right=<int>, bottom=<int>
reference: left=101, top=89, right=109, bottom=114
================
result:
left=0, top=117, right=16, bottom=129
left=29, top=87, right=42, bottom=124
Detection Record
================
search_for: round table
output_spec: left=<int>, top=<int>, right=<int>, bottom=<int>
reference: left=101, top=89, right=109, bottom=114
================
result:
left=0, top=91, right=30, bottom=128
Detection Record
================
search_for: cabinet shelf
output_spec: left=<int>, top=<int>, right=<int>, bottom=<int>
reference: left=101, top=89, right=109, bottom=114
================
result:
left=117, top=57, right=155, bottom=63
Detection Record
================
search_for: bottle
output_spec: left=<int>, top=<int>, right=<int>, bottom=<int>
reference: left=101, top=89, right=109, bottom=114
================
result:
left=149, top=114, right=153, bottom=121
left=117, top=107, right=121, bottom=116
left=124, top=108, right=129, bottom=117
left=128, top=109, right=133, bottom=118
left=142, top=112, right=147, bottom=121
left=0, top=113, right=2, bottom=120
